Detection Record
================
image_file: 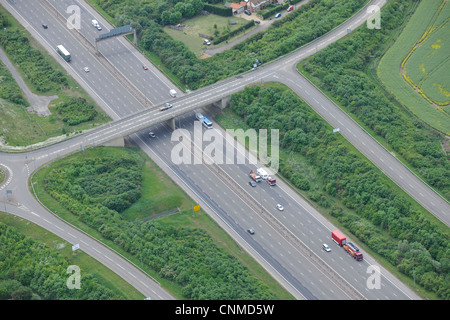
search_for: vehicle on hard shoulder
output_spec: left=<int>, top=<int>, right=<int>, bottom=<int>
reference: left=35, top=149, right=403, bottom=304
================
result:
left=256, top=168, right=269, bottom=180
left=267, top=176, right=276, bottom=186
left=249, top=170, right=262, bottom=182
left=331, top=230, right=363, bottom=261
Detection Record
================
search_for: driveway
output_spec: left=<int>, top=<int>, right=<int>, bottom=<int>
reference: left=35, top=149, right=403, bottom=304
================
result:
left=204, top=0, right=312, bottom=56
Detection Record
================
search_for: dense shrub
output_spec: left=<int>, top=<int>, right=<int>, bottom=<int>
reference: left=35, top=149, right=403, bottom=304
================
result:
left=0, top=29, right=68, bottom=93
left=300, top=0, right=450, bottom=200
left=43, top=147, right=276, bottom=299
left=229, top=85, right=450, bottom=299
left=0, top=223, right=123, bottom=300
left=55, top=97, right=98, bottom=126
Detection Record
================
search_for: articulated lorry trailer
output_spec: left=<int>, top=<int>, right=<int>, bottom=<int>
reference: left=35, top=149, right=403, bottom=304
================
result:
left=331, top=230, right=363, bottom=261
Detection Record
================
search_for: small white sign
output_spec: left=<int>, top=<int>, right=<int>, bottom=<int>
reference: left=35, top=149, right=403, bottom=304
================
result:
left=72, top=243, right=80, bottom=251
left=333, top=128, right=340, bottom=133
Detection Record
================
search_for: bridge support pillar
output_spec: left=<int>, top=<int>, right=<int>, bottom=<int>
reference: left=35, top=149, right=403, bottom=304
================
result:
left=165, top=118, right=176, bottom=131
left=213, top=96, right=230, bottom=110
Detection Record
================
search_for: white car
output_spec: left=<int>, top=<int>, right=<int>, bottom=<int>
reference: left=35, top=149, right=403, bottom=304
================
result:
left=195, top=112, right=204, bottom=120
left=83, top=67, right=90, bottom=73
left=276, top=204, right=284, bottom=211
left=322, top=244, right=331, bottom=252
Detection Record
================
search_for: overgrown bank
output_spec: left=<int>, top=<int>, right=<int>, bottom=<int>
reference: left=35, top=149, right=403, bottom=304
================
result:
left=298, top=0, right=450, bottom=201
left=34, top=146, right=292, bottom=300
left=216, top=84, right=449, bottom=300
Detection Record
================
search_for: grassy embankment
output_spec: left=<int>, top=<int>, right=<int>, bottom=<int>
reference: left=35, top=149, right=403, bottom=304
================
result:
left=31, top=146, right=294, bottom=300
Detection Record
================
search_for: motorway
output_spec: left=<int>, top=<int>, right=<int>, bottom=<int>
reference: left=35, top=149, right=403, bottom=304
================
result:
left=0, top=0, right=441, bottom=300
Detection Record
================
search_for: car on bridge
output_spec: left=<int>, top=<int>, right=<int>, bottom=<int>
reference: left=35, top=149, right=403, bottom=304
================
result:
left=158, top=103, right=173, bottom=111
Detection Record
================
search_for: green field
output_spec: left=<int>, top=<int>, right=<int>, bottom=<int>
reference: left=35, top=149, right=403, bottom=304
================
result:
left=164, top=14, right=251, bottom=57
left=404, top=1, right=450, bottom=106
left=377, top=0, right=450, bottom=135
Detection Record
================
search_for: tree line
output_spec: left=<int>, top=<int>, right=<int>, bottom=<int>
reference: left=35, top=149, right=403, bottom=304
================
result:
left=228, top=85, right=449, bottom=299
left=0, top=29, right=69, bottom=93
left=0, top=223, right=124, bottom=300
left=93, top=0, right=368, bottom=90
left=42, top=147, right=277, bottom=299
left=300, top=0, right=450, bottom=201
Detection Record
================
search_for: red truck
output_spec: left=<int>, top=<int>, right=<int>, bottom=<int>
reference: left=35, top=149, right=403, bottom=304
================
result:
left=344, top=242, right=363, bottom=261
left=267, top=177, right=276, bottom=186
left=331, top=230, right=346, bottom=246
left=249, top=170, right=262, bottom=182
left=331, top=230, right=363, bottom=261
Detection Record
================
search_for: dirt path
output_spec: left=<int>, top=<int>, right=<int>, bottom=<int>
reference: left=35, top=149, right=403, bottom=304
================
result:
left=204, top=0, right=312, bottom=56
left=0, top=47, right=58, bottom=117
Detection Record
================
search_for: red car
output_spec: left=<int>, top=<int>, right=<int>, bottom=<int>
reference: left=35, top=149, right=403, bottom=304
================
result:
left=287, top=5, right=294, bottom=12
left=143, top=65, right=148, bottom=70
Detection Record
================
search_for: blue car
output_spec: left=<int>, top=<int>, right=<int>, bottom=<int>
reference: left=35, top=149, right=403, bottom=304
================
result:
left=275, top=13, right=281, bottom=18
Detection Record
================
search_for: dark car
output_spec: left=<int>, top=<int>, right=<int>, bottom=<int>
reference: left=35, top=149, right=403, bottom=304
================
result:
left=42, top=24, right=48, bottom=29
left=254, top=20, right=260, bottom=24
left=249, top=181, right=256, bottom=187
left=148, top=131, right=156, bottom=138
left=244, top=10, right=251, bottom=16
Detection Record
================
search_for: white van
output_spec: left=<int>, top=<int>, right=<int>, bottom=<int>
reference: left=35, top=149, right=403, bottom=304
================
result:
left=92, top=19, right=99, bottom=27
left=256, top=168, right=269, bottom=180
left=169, top=89, right=177, bottom=98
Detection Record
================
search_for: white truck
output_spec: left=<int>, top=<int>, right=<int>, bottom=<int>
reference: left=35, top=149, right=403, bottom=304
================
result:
left=169, top=89, right=177, bottom=98
left=256, top=168, right=269, bottom=180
